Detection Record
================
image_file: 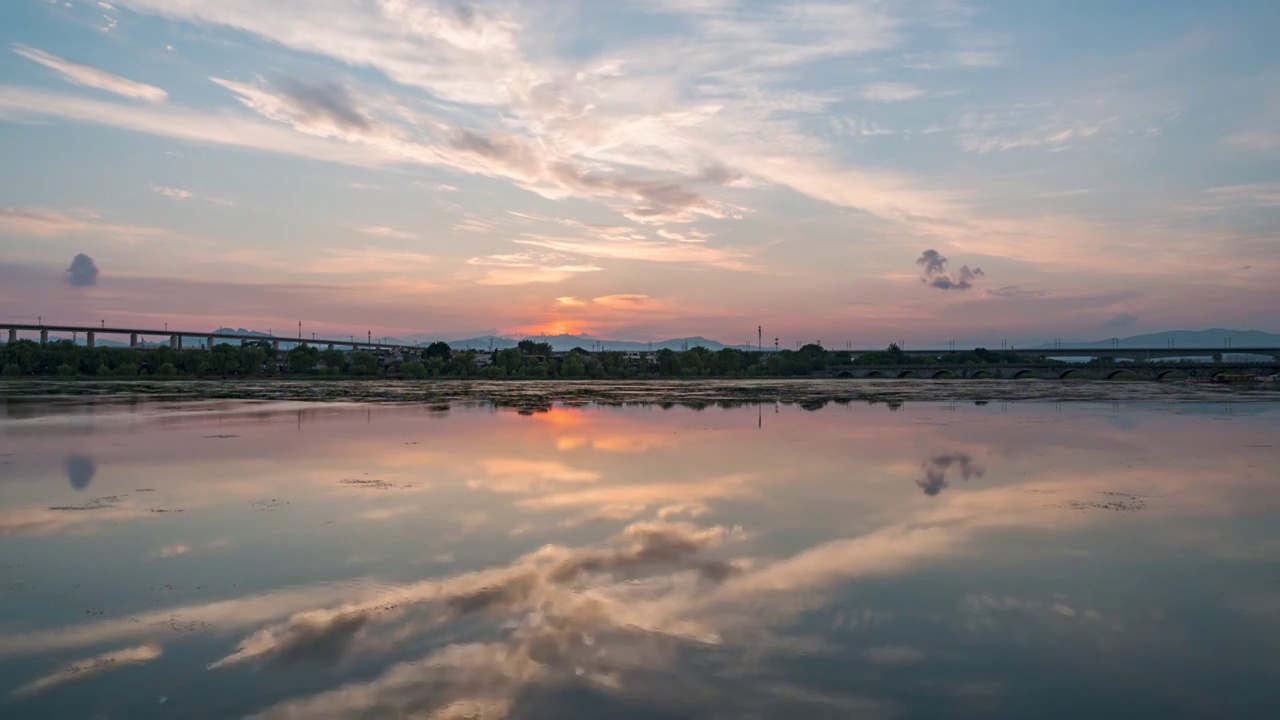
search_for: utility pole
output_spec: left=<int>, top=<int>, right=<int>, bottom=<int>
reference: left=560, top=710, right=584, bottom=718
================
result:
left=758, top=325, right=762, bottom=354
left=775, top=337, right=779, bottom=352
left=298, top=321, right=302, bottom=340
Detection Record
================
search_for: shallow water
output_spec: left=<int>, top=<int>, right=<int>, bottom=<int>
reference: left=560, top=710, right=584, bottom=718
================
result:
left=1, top=387, right=1279, bottom=718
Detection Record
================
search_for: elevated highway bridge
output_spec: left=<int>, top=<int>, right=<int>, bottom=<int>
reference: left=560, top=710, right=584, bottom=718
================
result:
left=2, top=322, right=408, bottom=353
left=883, top=347, right=1280, bottom=362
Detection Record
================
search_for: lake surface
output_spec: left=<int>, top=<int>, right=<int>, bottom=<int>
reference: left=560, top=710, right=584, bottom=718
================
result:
left=1, top=385, right=1279, bottom=718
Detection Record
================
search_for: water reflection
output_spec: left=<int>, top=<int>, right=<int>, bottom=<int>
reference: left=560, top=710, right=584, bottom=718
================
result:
left=1, top=398, right=1279, bottom=718
left=64, top=454, right=95, bottom=491
left=916, top=452, right=985, bottom=496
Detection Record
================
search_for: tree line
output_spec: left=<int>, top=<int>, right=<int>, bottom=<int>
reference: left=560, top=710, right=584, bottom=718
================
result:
left=0, top=338, right=1054, bottom=380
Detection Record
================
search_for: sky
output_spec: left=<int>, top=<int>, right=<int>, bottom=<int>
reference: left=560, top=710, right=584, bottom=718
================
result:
left=0, top=0, right=1278, bottom=346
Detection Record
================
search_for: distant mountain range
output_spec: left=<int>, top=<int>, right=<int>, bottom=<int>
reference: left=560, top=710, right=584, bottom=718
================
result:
left=1025, top=328, right=1280, bottom=350
left=441, top=334, right=736, bottom=352
left=35, top=327, right=1280, bottom=353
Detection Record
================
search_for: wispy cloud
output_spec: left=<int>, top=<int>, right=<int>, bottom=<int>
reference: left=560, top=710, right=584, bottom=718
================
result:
left=11, top=644, right=162, bottom=697
left=1206, top=184, right=1280, bottom=207
left=467, top=253, right=602, bottom=286
left=153, top=544, right=190, bottom=558
left=306, top=249, right=435, bottom=275
left=12, top=44, right=167, bottom=102
left=860, top=82, right=924, bottom=102
left=0, top=85, right=378, bottom=167
left=150, top=185, right=192, bottom=200
left=0, top=207, right=165, bottom=241
left=357, top=225, right=418, bottom=240
left=515, top=235, right=755, bottom=272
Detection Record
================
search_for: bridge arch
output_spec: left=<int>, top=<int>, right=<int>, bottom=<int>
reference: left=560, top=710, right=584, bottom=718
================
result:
left=968, top=369, right=997, bottom=379
left=835, top=370, right=854, bottom=379
left=1012, top=369, right=1039, bottom=380
left=864, top=370, right=886, bottom=378
left=1059, top=369, right=1086, bottom=380
left=1156, top=369, right=1187, bottom=382
left=931, top=370, right=956, bottom=379
left=897, top=370, right=920, bottom=379
left=1106, top=369, right=1140, bottom=380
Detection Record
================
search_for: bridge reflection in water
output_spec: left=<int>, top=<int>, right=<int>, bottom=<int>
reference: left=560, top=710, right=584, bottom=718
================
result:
left=828, top=363, right=1277, bottom=381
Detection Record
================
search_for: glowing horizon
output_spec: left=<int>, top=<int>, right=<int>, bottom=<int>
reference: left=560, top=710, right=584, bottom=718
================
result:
left=1, top=0, right=1277, bottom=345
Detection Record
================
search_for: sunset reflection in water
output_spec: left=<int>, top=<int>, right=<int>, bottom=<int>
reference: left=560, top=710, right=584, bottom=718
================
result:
left=1, top=398, right=1278, bottom=718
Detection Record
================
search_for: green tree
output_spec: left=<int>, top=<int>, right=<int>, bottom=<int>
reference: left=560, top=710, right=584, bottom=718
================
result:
left=716, top=348, right=745, bottom=376
left=495, top=348, right=524, bottom=376
left=210, top=344, right=240, bottom=374
left=240, top=346, right=266, bottom=375
left=1, top=363, right=20, bottom=376
left=656, top=348, right=680, bottom=375
left=681, top=346, right=711, bottom=376
left=447, top=351, right=477, bottom=376
left=561, top=353, right=586, bottom=378
left=320, top=348, right=347, bottom=372
left=349, top=351, right=380, bottom=376
left=518, top=340, right=552, bottom=357
left=287, top=345, right=321, bottom=373
left=401, top=361, right=428, bottom=379
left=158, top=363, right=178, bottom=376
left=424, top=341, right=452, bottom=361
left=425, top=356, right=445, bottom=376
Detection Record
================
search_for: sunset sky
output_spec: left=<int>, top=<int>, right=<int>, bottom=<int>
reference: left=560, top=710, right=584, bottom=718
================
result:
left=1, top=0, right=1277, bottom=345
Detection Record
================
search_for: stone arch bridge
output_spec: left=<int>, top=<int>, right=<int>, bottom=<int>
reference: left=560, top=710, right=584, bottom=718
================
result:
left=826, top=363, right=1277, bottom=381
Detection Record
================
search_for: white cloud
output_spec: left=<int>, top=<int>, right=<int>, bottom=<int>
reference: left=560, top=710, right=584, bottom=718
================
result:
left=150, top=185, right=193, bottom=200
left=153, top=544, right=190, bottom=558
left=306, top=248, right=435, bottom=275
left=514, top=234, right=755, bottom=272
left=12, top=44, right=167, bottom=102
left=0, top=85, right=378, bottom=167
left=11, top=644, right=162, bottom=697
left=0, top=206, right=165, bottom=241
left=467, top=252, right=602, bottom=286
left=1222, top=130, right=1280, bottom=151
left=357, top=225, right=417, bottom=240
left=860, top=82, right=924, bottom=102
left=1206, top=184, right=1280, bottom=207
left=92, top=0, right=966, bottom=235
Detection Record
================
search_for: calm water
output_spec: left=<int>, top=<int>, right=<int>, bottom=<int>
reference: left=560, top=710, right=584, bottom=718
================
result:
left=1, top=392, right=1279, bottom=718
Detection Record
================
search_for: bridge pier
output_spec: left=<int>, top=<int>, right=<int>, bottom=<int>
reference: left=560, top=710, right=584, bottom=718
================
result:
left=87, top=331, right=95, bottom=348
left=7, top=328, right=15, bottom=344
left=1214, top=353, right=1223, bottom=364
left=207, top=337, right=215, bottom=350
left=272, top=340, right=280, bottom=352
left=40, top=329, right=48, bottom=344
left=170, top=334, right=178, bottom=349
left=327, top=344, right=334, bottom=351
left=130, top=333, right=138, bottom=348
left=240, top=338, right=248, bottom=347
